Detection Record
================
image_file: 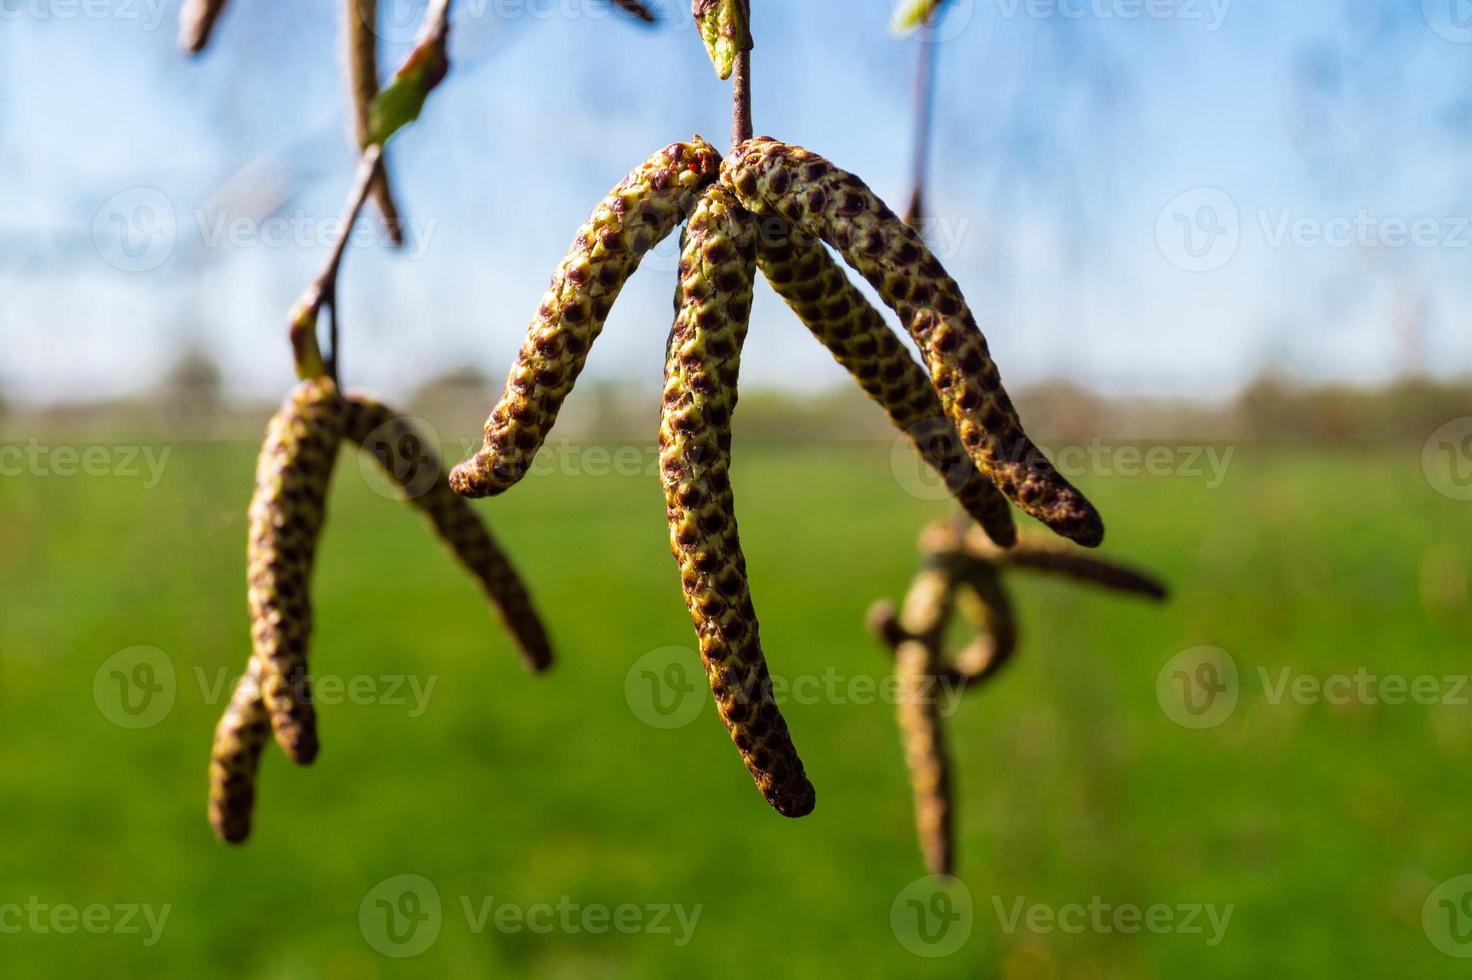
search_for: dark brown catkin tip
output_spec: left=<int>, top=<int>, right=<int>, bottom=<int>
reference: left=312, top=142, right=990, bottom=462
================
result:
left=248, top=377, right=347, bottom=765
left=752, top=215, right=1015, bottom=546
left=179, top=0, right=229, bottom=54
left=660, top=184, right=815, bottom=818
left=208, top=659, right=270, bottom=844
left=722, top=138, right=1104, bottom=548
left=344, top=394, right=554, bottom=672
left=450, top=137, right=722, bottom=499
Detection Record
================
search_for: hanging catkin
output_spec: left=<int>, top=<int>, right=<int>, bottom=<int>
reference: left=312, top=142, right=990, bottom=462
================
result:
left=344, top=394, right=553, bottom=672
left=660, top=185, right=815, bottom=817
left=754, top=218, right=1016, bottom=545
left=208, top=659, right=270, bottom=844
left=451, top=138, right=722, bottom=498
left=885, top=564, right=957, bottom=876
left=248, top=377, right=346, bottom=765
left=722, top=138, right=1104, bottom=547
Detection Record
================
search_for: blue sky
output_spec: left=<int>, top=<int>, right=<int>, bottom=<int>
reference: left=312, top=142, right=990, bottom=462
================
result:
left=3, top=0, right=1472, bottom=406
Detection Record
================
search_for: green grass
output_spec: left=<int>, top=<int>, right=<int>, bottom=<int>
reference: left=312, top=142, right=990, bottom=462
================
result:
left=0, top=436, right=1469, bottom=977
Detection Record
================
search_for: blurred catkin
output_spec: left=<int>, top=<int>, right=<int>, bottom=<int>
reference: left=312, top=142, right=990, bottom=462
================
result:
left=178, top=0, right=229, bottom=53
left=345, top=0, right=406, bottom=246
left=723, top=138, right=1104, bottom=547
left=208, top=659, right=270, bottom=844
left=248, top=377, right=346, bottom=765
left=754, top=218, right=1016, bottom=545
left=660, top=185, right=815, bottom=817
left=883, top=565, right=956, bottom=875
left=344, top=394, right=553, bottom=672
left=962, top=526, right=1168, bottom=599
left=451, top=137, right=721, bottom=498
left=946, top=563, right=1017, bottom=690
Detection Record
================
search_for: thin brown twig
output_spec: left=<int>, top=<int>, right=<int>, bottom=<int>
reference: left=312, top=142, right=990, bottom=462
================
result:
left=289, top=0, right=453, bottom=382
left=422, top=0, right=452, bottom=47
left=905, top=22, right=937, bottom=229
left=731, top=0, right=753, bottom=149
left=288, top=143, right=384, bottom=382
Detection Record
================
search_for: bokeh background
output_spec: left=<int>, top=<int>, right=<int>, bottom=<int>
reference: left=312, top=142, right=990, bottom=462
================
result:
left=3, top=0, right=1472, bottom=976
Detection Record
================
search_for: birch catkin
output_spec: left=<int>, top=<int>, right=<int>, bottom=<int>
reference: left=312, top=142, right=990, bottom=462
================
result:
left=946, top=564, right=1017, bottom=691
left=887, top=564, right=956, bottom=876
left=723, top=139, right=1104, bottom=547
left=660, top=186, right=815, bottom=817
left=344, top=394, right=553, bottom=672
left=345, top=0, right=406, bottom=246
left=178, top=0, right=230, bottom=53
left=248, top=377, right=346, bottom=765
left=208, top=659, right=270, bottom=844
left=962, top=526, right=1168, bottom=599
left=754, top=219, right=1016, bottom=545
left=451, top=138, right=722, bottom=498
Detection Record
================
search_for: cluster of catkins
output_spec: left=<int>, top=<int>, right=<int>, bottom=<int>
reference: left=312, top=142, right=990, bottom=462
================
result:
left=197, top=0, right=674, bottom=844
left=869, top=522, right=1167, bottom=874
left=446, top=134, right=1105, bottom=819
left=208, top=385, right=551, bottom=842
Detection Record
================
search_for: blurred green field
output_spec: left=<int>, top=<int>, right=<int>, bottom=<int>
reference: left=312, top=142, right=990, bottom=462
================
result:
left=1, top=434, right=1469, bottom=978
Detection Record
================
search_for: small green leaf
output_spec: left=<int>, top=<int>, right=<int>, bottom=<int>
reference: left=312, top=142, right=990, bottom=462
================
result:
left=693, top=0, right=751, bottom=81
left=365, top=38, right=448, bottom=146
left=892, top=0, right=944, bottom=34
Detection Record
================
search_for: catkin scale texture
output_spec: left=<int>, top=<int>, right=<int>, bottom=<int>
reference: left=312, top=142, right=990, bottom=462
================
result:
left=754, top=219, right=1015, bottom=546
left=248, top=377, right=346, bottom=765
left=344, top=395, right=553, bottom=672
left=208, top=659, right=270, bottom=844
left=451, top=138, right=721, bottom=498
left=723, top=139, right=1104, bottom=547
left=660, top=186, right=815, bottom=817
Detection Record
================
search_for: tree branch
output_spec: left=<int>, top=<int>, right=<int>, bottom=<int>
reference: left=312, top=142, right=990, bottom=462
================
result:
left=288, top=143, right=384, bottom=382
left=732, top=41, right=752, bottom=148
left=289, top=0, right=453, bottom=382
left=905, top=24, right=937, bottom=230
